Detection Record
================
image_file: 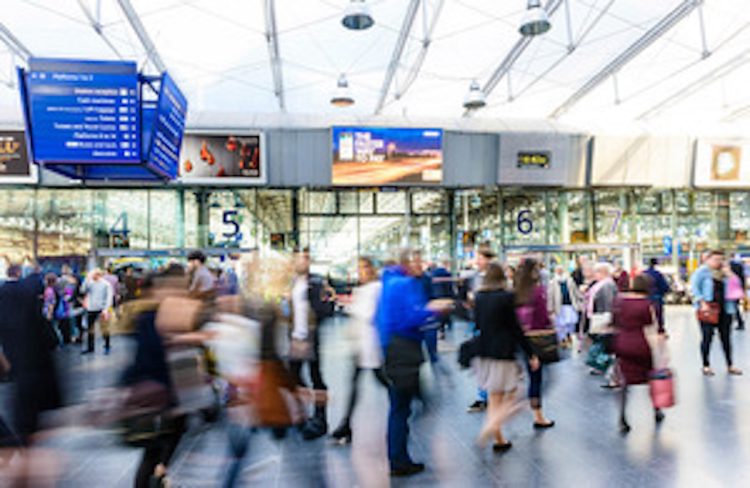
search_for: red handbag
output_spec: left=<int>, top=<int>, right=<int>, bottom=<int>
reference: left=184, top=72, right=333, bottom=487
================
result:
left=649, top=369, right=675, bottom=409
left=696, top=303, right=720, bottom=325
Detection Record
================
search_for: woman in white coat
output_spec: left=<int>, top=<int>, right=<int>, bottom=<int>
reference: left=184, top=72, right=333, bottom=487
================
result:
left=548, top=266, right=583, bottom=348
left=331, top=257, right=391, bottom=444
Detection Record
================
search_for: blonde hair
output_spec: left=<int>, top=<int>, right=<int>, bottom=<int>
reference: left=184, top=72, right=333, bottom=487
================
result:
left=594, top=262, right=612, bottom=277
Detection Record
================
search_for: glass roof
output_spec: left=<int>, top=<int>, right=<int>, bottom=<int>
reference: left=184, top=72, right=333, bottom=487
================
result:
left=1, top=0, right=749, bottom=134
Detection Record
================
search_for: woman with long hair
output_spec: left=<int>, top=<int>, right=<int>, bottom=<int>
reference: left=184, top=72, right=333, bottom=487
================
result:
left=613, top=274, right=665, bottom=433
left=474, top=262, right=539, bottom=451
left=514, top=258, right=555, bottom=429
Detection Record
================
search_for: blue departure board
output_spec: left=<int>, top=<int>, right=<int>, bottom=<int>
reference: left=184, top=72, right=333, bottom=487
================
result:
left=25, top=58, right=140, bottom=164
left=146, top=73, right=187, bottom=179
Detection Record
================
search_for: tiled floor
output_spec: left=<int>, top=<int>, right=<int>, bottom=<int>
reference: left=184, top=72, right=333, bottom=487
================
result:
left=3, top=306, right=750, bottom=487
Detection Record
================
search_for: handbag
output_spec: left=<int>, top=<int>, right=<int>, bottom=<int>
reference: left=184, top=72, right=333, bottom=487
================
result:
left=253, top=360, right=304, bottom=428
left=589, top=312, right=613, bottom=334
left=696, top=303, right=720, bottom=325
left=585, top=341, right=613, bottom=372
left=649, top=368, right=675, bottom=409
left=525, top=329, right=560, bottom=363
left=457, top=336, right=481, bottom=369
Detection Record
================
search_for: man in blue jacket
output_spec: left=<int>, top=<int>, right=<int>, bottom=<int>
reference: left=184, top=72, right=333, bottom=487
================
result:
left=376, top=249, right=446, bottom=477
left=644, top=258, right=670, bottom=333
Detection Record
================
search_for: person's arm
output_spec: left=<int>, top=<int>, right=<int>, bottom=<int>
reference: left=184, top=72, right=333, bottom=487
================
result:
left=104, top=281, right=114, bottom=310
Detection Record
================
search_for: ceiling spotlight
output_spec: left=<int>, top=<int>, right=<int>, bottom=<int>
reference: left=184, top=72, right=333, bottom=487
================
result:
left=463, top=80, right=486, bottom=110
left=519, top=0, right=551, bottom=37
left=342, top=0, right=374, bottom=30
left=331, top=74, right=355, bottom=107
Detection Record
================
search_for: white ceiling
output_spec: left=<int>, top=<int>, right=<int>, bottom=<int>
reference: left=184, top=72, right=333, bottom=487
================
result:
left=2, top=0, right=750, bottom=135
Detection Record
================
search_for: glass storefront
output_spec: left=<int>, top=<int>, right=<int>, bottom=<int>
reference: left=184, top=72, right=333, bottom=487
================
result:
left=0, top=186, right=746, bottom=279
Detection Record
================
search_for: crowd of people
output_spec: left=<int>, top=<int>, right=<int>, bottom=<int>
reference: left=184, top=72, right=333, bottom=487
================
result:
left=0, top=245, right=747, bottom=486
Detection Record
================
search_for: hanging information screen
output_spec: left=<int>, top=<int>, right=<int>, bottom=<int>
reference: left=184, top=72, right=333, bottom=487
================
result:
left=25, top=58, right=140, bottom=164
left=145, top=73, right=187, bottom=179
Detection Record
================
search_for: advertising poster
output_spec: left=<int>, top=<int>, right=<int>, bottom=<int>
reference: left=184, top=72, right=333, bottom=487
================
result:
left=180, top=133, right=265, bottom=184
left=332, top=126, right=443, bottom=185
left=0, top=131, right=36, bottom=183
left=694, top=140, right=750, bottom=188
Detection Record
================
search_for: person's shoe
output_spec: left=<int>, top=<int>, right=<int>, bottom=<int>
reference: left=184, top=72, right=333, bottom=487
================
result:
left=728, top=367, right=743, bottom=376
left=301, top=417, right=328, bottom=441
left=533, top=420, right=555, bottom=429
left=655, top=410, right=665, bottom=424
left=80, top=349, right=93, bottom=355
left=330, top=424, right=352, bottom=445
left=492, top=442, right=513, bottom=453
left=702, top=367, right=715, bottom=376
left=736, top=326, right=745, bottom=331
left=390, top=462, right=425, bottom=477
left=601, top=382, right=621, bottom=389
left=104, top=346, right=111, bottom=355
left=619, top=421, right=631, bottom=435
left=466, top=400, right=487, bottom=413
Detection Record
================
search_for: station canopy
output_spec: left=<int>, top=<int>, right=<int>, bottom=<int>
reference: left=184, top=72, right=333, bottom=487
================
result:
left=2, top=0, right=750, bottom=134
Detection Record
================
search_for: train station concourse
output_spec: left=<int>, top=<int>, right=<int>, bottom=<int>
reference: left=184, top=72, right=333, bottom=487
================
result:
left=2, top=1, right=750, bottom=487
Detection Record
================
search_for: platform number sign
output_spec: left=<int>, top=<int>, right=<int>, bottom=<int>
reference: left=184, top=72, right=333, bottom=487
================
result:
left=517, top=209, right=533, bottom=235
left=608, top=210, right=622, bottom=235
left=222, top=210, right=240, bottom=238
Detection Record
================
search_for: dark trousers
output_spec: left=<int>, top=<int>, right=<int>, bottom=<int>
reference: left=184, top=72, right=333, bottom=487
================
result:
left=85, top=310, right=109, bottom=352
left=527, top=361, right=543, bottom=409
left=387, top=387, right=415, bottom=468
left=339, top=365, right=390, bottom=427
left=135, top=415, right=187, bottom=488
left=424, top=327, right=439, bottom=363
left=735, top=307, right=745, bottom=329
left=700, top=314, right=733, bottom=368
left=222, top=424, right=252, bottom=488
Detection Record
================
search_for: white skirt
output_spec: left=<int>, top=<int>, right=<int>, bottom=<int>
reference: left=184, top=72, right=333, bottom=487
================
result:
left=473, top=358, right=523, bottom=393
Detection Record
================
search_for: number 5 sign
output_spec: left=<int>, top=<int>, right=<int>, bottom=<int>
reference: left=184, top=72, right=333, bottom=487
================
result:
left=517, top=209, right=533, bottom=235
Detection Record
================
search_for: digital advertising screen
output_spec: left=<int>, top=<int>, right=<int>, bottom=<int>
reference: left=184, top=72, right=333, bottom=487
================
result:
left=0, top=130, right=36, bottom=183
left=180, top=133, right=265, bottom=184
left=694, top=140, right=750, bottom=188
left=23, top=58, right=140, bottom=164
left=332, top=126, right=443, bottom=185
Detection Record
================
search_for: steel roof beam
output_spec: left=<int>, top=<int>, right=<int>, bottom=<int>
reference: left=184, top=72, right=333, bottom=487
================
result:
left=550, top=0, right=701, bottom=119
left=374, top=0, right=421, bottom=115
left=0, top=22, right=32, bottom=62
left=78, top=0, right=124, bottom=59
left=264, top=0, right=285, bottom=111
left=116, top=0, right=167, bottom=73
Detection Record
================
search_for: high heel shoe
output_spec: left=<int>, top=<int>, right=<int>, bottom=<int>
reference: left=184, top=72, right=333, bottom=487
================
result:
left=619, top=421, right=631, bottom=434
left=655, top=410, right=665, bottom=424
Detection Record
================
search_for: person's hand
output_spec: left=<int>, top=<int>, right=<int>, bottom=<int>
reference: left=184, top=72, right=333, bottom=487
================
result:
left=427, top=299, right=453, bottom=313
left=700, top=301, right=710, bottom=311
left=529, top=355, right=541, bottom=371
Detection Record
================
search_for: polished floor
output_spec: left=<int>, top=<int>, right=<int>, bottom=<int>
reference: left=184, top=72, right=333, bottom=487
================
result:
left=2, top=306, right=750, bottom=487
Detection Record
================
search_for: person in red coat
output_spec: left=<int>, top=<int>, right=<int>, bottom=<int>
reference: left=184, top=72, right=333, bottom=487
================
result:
left=613, top=260, right=630, bottom=292
left=613, top=274, right=665, bottom=434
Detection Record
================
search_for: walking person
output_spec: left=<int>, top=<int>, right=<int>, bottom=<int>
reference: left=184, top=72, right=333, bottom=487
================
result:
left=331, top=257, right=390, bottom=444
left=729, top=258, right=746, bottom=330
left=586, top=263, right=619, bottom=385
left=467, top=245, right=495, bottom=413
left=613, top=275, right=666, bottom=434
left=514, top=258, right=555, bottom=429
left=376, top=249, right=449, bottom=477
left=613, top=260, right=630, bottom=292
left=288, top=248, right=335, bottom=440
left=81, top=268, right=114, bottom=354
left=474, top=262, right=539, bottom=451
left=690, top=250, right=742, bottom=376
left=548, top=265, right=583, bottom=348
left=644, top=258, right=670, bottom=333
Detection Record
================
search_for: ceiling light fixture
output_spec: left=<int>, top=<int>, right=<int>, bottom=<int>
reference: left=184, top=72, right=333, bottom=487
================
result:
left=342, top=0, right=374, bottom=31
left=463, top=80, right=486, bottom=110
left=331, top=74, right=355, bottom=107
left=519, top=0, right=551, bottom=37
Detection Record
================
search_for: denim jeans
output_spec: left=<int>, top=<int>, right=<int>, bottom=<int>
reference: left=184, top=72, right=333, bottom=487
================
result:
left=388, top=387, right=415, bottom=468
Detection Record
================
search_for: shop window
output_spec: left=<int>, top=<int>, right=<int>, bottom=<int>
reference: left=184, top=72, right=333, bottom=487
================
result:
left=376, top=191, right=407, bottom=214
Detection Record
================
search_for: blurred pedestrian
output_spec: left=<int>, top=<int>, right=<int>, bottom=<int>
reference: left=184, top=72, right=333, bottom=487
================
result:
left=613, top=274, right=665, bottom=434
left=729, top=258, right=746, bottom=330
left=288, top=248, right=335, bottom=440
left=474, top=262, right=538, bottom=451
left=376, top=249, right=448, bottom=477
left=331, top=257, right=390, bottom=444
left=587, top=263, right=619, bottom=386
left=514, top=258, right=555, bottom=429
left=467, top=245, right=496, bottom=413
left=187, top=251, right=216, bottom=300
left=613, top=260, right=630, bottom=292
left=548, top=265, right=583, bottom=348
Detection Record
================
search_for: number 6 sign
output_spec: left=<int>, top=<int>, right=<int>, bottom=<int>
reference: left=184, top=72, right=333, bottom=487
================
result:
left=517, top=209, right=533, bottom=235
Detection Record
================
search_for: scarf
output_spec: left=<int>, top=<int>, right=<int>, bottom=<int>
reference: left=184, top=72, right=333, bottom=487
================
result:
left=587, top=277, right=614, bottom=318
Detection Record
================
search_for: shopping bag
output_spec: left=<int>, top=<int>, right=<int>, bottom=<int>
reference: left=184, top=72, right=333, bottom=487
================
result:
left=649, top=368, right=675, bottom=409
left=589, top=312, right=613, bottom=334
